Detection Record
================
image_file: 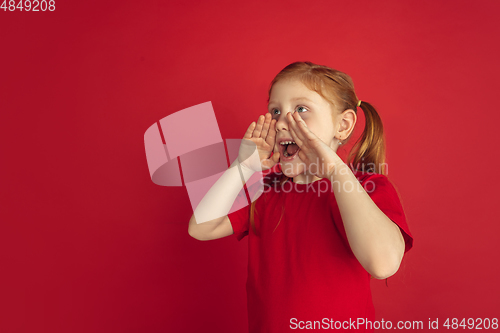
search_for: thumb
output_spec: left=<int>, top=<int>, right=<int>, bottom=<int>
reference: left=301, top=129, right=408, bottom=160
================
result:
left=272, top=151, right=280, bottom=163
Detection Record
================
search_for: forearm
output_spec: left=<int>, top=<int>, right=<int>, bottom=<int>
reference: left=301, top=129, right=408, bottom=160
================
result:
left=190, top=158, right=254, bottom=226
left=329, top=159, right=405, bottom=279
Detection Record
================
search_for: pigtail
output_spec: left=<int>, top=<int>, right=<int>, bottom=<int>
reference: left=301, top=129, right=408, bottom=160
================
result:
left=346, top=101, right=387, bottom=175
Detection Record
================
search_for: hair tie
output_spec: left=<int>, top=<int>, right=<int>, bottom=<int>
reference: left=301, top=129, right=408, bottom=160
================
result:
left=356, top=100, right=362, bottom=108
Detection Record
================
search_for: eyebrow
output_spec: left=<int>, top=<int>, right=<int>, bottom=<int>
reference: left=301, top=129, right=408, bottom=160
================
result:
left=268, top=97, right=316, bottom=105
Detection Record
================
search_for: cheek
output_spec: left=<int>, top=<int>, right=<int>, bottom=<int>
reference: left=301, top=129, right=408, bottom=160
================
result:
left=315, top=126, right=335, bottom=144
left=301, top=119, right=321, bottom=135
left=299, top=116, right=313, bottom=131
left=300, top=115, right=333, bottom=141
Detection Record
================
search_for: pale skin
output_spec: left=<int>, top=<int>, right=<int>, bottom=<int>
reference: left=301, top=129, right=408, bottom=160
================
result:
left=190, top=79, right=405, bottom=279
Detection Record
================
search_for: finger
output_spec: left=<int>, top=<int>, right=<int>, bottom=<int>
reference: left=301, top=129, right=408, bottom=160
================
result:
left=287, top=112, right=307, bottom=143
left=268, top=142, right=280, bottom=165
left=272, top=151, right=280, bottom=164
left=260, top=113, right=271, bottom=139
left=289, top=124, right=304, bottom=149
left=244, top=122, right=257, bottom=139
left=252, top=115, right=265, bottom=138
left=292, top=111, right=317, bottom=141
left=265, top=118, right=277, bottom=147
left=263, top=150, right=279, bottom=170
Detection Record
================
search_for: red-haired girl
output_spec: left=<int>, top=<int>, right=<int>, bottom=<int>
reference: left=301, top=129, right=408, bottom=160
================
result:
left=189, top=61, right=414, bottom=333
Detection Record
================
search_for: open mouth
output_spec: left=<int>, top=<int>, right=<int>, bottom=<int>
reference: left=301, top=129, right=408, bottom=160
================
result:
left=279, top=141, right=300, bottom=160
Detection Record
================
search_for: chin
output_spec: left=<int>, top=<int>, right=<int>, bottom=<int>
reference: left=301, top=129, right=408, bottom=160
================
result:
left=280, top=161, right=305, bottom=178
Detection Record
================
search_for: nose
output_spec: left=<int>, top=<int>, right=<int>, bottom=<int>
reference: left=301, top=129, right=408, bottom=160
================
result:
left=275, top=110, right=292, bottom=132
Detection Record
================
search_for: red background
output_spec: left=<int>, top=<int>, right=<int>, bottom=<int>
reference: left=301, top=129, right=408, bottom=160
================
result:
left=1, top=0, right=499, bottom=332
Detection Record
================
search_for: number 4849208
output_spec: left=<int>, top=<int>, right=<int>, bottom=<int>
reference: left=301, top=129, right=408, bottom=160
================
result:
left=1, top=0, right=55, bottom=11
left=443, top=318, right=498, bottom=330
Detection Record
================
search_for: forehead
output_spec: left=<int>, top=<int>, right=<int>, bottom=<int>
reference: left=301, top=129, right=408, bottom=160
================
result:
left=268, top=79, right=324, bottom=105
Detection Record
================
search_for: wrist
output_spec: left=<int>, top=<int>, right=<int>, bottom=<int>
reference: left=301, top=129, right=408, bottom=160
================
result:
left=236, top=158, right=256, bottom=176
left=328, top=157, right=349, bottom=181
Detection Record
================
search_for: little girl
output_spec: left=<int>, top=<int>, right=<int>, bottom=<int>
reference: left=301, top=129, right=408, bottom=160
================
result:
left=188, top=61, right=413, bottom=333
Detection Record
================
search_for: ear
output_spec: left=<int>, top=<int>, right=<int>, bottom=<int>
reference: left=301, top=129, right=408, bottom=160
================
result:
left=337, top=109, right=357, bottom=139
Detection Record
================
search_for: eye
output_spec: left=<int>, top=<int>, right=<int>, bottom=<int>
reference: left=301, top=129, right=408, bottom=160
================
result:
left=270, top=108, right=281, bottom=117
left=269, top=105, right=308, bottom=117
left=296, top=105, right=308, bottom=113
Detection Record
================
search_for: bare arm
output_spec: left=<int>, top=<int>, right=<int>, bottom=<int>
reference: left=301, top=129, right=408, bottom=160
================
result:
left=283, top=110, right=404, bottom=278
left=188, top=113, right=279, bottom=241
left=188, top=159, right=254, bottom=240
left=329, top=161, right=405, bottom=279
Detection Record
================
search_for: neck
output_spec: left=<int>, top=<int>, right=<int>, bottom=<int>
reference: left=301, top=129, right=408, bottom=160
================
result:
left=292, top=173, right=322, bottom=184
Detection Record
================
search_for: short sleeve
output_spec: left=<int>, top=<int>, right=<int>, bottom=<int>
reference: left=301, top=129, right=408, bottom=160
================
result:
left=360, top=173, right=414, bottom=253
left=227, top=191, right=250, bottom=241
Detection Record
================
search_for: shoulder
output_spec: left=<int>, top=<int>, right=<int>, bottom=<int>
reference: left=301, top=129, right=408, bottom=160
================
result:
left=352, top=170, right=413, bottom=253
left=352, top=169, right=385, bottom=183
left=352, top=169, right=400, bottom=197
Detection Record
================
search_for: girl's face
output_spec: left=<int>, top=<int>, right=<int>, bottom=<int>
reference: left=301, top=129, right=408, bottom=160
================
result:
left=268, top=78, right=339, bottom=182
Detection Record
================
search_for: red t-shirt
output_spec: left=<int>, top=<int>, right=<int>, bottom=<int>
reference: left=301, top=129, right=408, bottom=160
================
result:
left=227, top=168, right=414, bottom=333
